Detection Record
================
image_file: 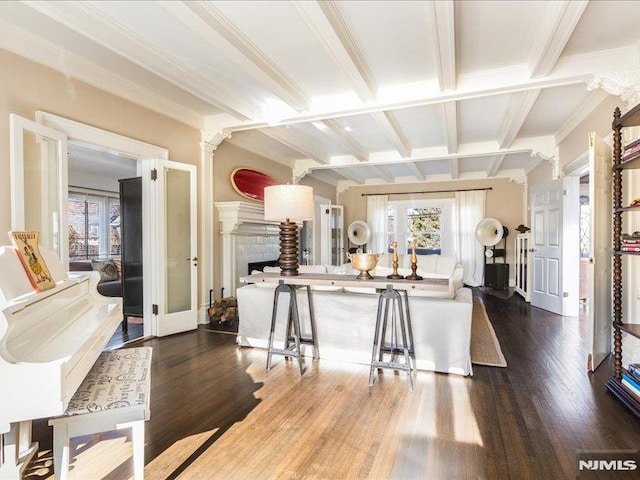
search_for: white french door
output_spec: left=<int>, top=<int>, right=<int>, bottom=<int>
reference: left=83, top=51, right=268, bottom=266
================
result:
left=530, top=177, right=579, bottom=316
left=142, top=160, right=198, bottom=337
left=588, top=132, right=612, bottom=371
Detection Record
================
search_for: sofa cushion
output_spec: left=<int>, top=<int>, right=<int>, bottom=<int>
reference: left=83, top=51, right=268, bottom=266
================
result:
left=435, top=256, right=457, bottom=276
left=69, top=260, right=93, bottom=272
left=91, top=259, right=119, bottom=283
left=403, top=254, right=438, bottom=273
left=299, top=264, right=327, bottom=274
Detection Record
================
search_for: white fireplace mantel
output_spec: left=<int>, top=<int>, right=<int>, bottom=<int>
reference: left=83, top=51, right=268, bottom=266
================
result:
left=215, top=201, right=279, bottom=296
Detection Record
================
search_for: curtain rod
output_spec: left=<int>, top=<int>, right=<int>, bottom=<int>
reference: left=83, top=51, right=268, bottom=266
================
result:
left=361, top=187, right=493, bottom=196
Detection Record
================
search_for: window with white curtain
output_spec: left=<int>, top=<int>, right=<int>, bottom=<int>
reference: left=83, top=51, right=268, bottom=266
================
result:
left=387, top=199, right=456, bottom=254
left=68, top=190, right=120, bottom=260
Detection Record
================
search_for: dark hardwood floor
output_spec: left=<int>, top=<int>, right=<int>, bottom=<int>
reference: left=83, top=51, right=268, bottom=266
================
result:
left=26, top=289, right=640, bottom=479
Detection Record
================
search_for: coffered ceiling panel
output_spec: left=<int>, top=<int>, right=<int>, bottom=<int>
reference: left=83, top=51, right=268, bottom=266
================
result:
left=458, top=94, right=512, bottom=144
left=392, top=104, right=447, bottom=149
left=519, top=84, right=592, bottom=138
left=562, top=1, right=640, bottom=56
left=334, top=1, right=437, bottom=87
left=455, top=0, right=547, bottom=75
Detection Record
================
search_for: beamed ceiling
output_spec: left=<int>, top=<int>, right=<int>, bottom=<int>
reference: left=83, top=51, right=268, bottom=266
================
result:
left=2, top=1, right=640, bottom=190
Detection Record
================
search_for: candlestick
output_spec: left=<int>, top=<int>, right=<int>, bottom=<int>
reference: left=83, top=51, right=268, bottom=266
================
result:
left=387, top=241, right=404, bottom=279
left=405, top=240, right=423, bottom=281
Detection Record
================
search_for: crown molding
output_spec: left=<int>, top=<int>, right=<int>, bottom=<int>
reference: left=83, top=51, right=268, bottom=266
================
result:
left=24, top=0, right=252, bottom=120
left=0, top=18, right=204, bottom=129
left=554, top=87, right=609, bottom=144
left=587, top=69, right=640, bottom=109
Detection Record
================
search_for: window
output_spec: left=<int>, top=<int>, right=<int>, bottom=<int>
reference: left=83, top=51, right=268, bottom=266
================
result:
left=387, top=199, right=456, bottom=255
left=580, top=194, right=589, bottom=259
left=68, top=191, right=120, bottom=260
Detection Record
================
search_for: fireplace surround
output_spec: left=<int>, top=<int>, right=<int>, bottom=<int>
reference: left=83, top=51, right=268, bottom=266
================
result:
left=215, top=201, right=280, bottom=296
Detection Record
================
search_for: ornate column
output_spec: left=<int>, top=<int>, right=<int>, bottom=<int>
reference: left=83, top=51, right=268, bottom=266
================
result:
left=198, top=129, right=231, bottom=323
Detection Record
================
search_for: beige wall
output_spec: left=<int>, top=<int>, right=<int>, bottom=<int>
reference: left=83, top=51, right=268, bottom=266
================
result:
left=339, top=177, right=524, bottom=282
left=559, top=95, right=619, bottom=171
left=212, top=141, right=336, bottom=296
left=0, top=48, right=203, bottom=304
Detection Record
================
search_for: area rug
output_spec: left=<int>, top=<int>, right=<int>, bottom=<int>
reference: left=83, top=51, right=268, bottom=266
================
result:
left=471, top=297, right=507, bottom=367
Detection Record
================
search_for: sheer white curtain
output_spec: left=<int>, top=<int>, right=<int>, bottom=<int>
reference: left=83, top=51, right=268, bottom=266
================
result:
left=455, top=190, right=486, bottom=286
left=366, top=195, right=388, bottom=253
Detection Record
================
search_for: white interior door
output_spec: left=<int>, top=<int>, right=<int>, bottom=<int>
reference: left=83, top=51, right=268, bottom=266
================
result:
left=530, top=178, right=579, bottom=316
left=9, top=114, right=68, bottom=265
left=588, top=132, right=612, bottom=371
left=143, top=160, right=198, bottom=337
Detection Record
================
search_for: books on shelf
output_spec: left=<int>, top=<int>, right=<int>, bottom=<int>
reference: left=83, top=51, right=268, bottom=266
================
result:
left=628, top=363, right=640, bottom=380
left=622, top=371, right=640, bottom=397
left=625, top=137, right=640, bottom=151
left=8, top=231, right=56, bottom=292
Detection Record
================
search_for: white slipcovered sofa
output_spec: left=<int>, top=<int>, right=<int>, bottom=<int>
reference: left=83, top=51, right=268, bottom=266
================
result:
left=236, top=255, right=474, bottom=376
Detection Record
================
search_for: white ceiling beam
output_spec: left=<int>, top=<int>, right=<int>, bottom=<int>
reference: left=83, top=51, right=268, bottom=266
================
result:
left=371, top=112, right=412, bottom=158
left=333, top=168, right=365, bottom=184
left=24, top=0, right=253, bottom=120
left=443, top=101, right=458, bottom=154
left=262, top=128, right=330, bottom=164
left=159, top=1, right=310, bottom=110
left=303, top=136, right=557, bottom=174
left=487, top=154, right=506, bottom=177
left=321, top=119, right=369, bottom=162
left=450, top=158, right=459, bottom=179
left=529, top=1, right=589, bottom=78
left=368, top=165, right=395, bottom=183
left=497, top=89, right=541, bottom=148
left=229, top=44, right=636, bottom=132
left=405, top=162, right=427, bottom=182
left=554, top=88, right=609, bottom=144
left=294, top=1, right=411, bottom=158
left=305, top=0, right=377, bottom=98
left=428, top=0, right=456, bottom=90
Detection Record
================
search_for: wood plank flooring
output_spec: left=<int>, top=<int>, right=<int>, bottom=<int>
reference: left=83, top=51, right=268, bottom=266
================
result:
left=25, top=289, right=640, bottom=479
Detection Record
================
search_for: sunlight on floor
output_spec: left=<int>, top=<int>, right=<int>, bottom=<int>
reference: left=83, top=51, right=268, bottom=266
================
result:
left=450, top=376, right=484, bottom=446
left=144, top=428, right=220, bottom=479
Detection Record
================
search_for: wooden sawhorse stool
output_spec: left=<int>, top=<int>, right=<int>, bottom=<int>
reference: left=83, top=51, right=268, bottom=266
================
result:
left=48, top=347, right=152, bottom=480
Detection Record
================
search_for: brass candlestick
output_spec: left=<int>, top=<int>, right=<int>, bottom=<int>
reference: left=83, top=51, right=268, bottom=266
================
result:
left=405, top=241, right=423, bottom=281
left=387, top=241, right=404, bottom=279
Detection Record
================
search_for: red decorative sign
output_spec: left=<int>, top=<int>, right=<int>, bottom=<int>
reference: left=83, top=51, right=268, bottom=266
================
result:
left=231, top=168, right=282, bottom=202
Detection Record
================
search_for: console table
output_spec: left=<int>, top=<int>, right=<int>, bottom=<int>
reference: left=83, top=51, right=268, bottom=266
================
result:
left=240, top=273, right=450, bottom=390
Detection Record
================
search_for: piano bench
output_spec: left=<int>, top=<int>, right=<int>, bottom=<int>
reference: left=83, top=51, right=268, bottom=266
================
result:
left=48, top=347, right=152, bottom=480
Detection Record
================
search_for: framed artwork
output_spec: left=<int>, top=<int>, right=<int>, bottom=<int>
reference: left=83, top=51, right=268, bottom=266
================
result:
left=8, top=230, right=56, bottom=291
left=231, top=167, right=281, bottom=202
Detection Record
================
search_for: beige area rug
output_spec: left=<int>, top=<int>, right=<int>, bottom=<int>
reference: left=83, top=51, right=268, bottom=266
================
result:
left=471, top=297, right=507, bottom=367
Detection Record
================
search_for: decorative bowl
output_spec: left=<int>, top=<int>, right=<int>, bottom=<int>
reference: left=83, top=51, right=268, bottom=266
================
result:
left=348, top=252, right=381, bottom=280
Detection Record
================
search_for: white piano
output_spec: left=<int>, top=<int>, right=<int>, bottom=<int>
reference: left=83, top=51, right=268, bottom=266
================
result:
left=0, top=246, right=122, bottom=479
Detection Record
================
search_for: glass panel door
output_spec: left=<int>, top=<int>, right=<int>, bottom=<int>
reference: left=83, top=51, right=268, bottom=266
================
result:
left=165, top=168, right=191, bottom=314
left=143, top=159, right=197, bottom=337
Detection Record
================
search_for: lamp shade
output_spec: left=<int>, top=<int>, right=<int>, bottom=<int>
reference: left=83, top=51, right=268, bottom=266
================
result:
left=264, top=184, right=314, bottom=221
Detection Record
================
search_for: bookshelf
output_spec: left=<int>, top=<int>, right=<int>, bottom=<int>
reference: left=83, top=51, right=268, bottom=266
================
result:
left=606, top=105, right=640, bottom=420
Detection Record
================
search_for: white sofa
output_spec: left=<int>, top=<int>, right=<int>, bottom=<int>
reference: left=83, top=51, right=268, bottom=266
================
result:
left=236, top=256, right=474, bottom=376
